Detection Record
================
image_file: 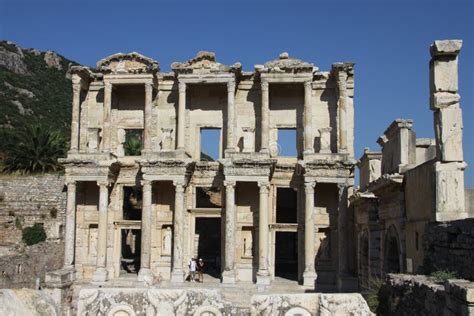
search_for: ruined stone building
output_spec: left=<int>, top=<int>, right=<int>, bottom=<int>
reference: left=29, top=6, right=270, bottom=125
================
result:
left=60, top=50, right=356, bottom=291
left=351, top=40, right=471, bottom=289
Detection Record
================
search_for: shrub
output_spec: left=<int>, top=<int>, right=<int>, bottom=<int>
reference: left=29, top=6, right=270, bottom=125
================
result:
left=429, top=270, right=458, bottom=283
left=22, top=223, right=46, bottom=245
left=367, top=277, right=384, bottom=313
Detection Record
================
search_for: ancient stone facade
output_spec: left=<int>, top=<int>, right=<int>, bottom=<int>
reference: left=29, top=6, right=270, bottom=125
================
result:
left=351, top=40, right=471, bottom=289
left=58, top=50, right=355, bottom=290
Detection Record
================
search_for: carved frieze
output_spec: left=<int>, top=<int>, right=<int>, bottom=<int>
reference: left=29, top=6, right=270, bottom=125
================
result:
left=96, top=52, right=159, bottom=74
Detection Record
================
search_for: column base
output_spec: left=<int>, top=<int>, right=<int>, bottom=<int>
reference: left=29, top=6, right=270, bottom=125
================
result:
left=170, top=269, right=185, bottom=283
left=91, top=267, right=108, bottom=284
left=302, top=270, right=317, bottom=288
left=221, top=270, right=236, bottom=284
left=137, top=268, right=153, bottom=283
left=256, top=271, right=271, bottom=286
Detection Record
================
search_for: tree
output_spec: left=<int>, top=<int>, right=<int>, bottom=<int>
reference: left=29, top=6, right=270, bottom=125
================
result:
left=22, top=223, right=47, bottom=245
left=2, top=124, right=67, bottom=174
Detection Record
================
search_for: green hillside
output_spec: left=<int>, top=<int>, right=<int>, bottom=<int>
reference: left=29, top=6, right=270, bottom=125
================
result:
left=0, top=40, right=77, bottom=138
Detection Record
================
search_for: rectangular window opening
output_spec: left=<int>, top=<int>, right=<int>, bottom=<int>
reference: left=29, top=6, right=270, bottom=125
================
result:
left=124, top=129, right=143, bottom=156
left=200, top=128, right=221, bottom=161
left=123, top=186, right=142, bottom=220
left=276, top=187, right=297, bottom=223
left=277, top=128, right=297, bottom=157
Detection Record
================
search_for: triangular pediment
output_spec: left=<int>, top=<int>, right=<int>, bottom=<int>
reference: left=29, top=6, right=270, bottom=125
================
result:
left=97, top=52, right=159, bottom=74
left=257, top=52, right=316, bottom=74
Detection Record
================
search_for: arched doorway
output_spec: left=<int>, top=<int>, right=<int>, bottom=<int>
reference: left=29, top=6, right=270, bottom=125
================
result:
left=384, top=225, right=401, bottom=274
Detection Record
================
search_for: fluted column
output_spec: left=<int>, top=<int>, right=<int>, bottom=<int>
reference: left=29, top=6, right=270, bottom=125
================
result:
left=138, top=180, right=153, bottom=281
left=102, top=81, right=112, bottom=151
left=304, top=81, right=313, bottom=153
left=92, top=181, right=109, bottom=283
left=64, top=181, right=76, bottom=268
left=222, top=180, right=236, bottom=284
left=257, top=182, right=270, bottom=285
left=177, top=82, right=186, bottom=150
left=226, top=80, right=236, bottom=151
left=171, top=181, right=185, bottom=283
left=336, top=71, right=348, bottom=153
left=303, top=181, right=316, bottom=287
left=260, top=81, right=270, bottom=152
left=70, top=79, right=81, bottom=152
left=143, top=83, right=153, bottom=152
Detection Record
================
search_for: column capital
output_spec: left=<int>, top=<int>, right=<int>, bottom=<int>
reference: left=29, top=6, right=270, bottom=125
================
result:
left=304, top=81, right=312, bottom=89
left=145, top=82, right=153, bottom=91
left=224, top=180, right=236, bottom=188
left=261, top=81, right=269, bottom=91
left=227, top=80, right=236, bottom=92
left=337, top=183, right=348, bottom=197
left=65, top=180, right=76, bottom=187
left=178, top=81, right=186, bottom=92
left=258, top=182, right=270, bottom=193
left=173, top=181, right=185, bottom=192
left=97, top=180, right=109, bottom=187
left=304, top=181, right=316, bottom=194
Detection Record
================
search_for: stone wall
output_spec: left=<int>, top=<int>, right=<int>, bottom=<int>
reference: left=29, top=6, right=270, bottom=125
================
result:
left=0, top=174, right=66, bottom=244
left=423, top=219, right=474, bottom=280
left=0, top=240, right=64, bottom=288
left=378, top=274, right=474, bottom=315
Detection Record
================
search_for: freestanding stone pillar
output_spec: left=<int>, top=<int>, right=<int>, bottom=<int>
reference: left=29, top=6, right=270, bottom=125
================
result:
left=226, top=81, right=236, bottom=151
left=260, top=81, right=270, bottom=152
left=257, top=182, right=271, bottom=285
left=303, top=81, right=313, bottom=153
left=177, top=82, right=186, bottom=150
left=222, top=180, right=236, bottom=284
left=429, top=39, right=467, bottom=220
left=303, top=181, right=317, bottom=287
left=102, top=81, right=112, bottom=151
left=171, top=181, right=185, bottom=283
left=143, top=83, right=153, bottom=152
left=70, top=79, right=81, bottom=152
left=64, top=181, right=76, bottom=268
left=138, top=180, right=153, bottom=281
left=92, top=181, right=109, bottom=283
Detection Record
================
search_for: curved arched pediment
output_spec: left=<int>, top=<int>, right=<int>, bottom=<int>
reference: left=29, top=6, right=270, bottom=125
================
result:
left=171, top=51, right=241, bottom=74
left=96, top=52, right=159, bottom=74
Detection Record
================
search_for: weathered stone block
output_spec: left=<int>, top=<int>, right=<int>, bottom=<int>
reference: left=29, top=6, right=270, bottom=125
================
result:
left=430, top=92, right=460, bottom=110
left=434, top=105, right=464, bottom=162
left=431, top=40, right=463, bottom=57
left=435, top=162, right=468, bottom=221
left=430, top=57, right=459, bottom=93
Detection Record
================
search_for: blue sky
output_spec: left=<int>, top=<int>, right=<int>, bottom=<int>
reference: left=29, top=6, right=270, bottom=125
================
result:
left=1, top=0, right=473, bottom=187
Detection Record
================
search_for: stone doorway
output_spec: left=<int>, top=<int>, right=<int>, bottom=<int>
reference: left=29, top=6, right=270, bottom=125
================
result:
left=120, top=229, right=141, bottom=274
left=274, top=231, right=298, bottom=281
left=195, top=217, right=221, bottom=278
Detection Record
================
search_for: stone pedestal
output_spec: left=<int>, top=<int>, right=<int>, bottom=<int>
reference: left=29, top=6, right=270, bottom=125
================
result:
left=45, top=268, right=75, bottom=289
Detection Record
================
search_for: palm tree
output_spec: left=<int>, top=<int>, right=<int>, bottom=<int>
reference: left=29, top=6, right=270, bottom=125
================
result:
left=2, top=124, right=66, bottom=174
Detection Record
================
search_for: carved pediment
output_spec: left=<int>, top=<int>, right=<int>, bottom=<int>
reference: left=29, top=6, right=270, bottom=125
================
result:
left=171, top=51, right=241, bottom=74
left=256, top=52, right=316, bottom=74
left=96, top=52, right=159, bottom=74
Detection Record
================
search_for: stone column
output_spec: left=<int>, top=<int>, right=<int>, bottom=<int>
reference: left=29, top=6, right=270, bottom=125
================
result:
left=177, top=82, right=186, bottom=150
left=64, top=181, right=76, bottom=268
left=222, top=180, right=236, bottom=283
left=257, top=182, right=271, bottom=285
left=171, top=181, right=185, bottom=283
left=70, top=79, right=81, bottom=152
left=260, top=81, right=270, bottom=152
left=337, top=183, right=349, bottom=290
left=303, top=181, right=316, bottom=287
left=304, top=81, right=313, bottom=153
left=102, top=81, right=112, bottom=151
left=143, top=82, right=153, bottom=152
left=226, top=80, right=236, bottom=151
left=138, top=180, right=153, bottom=281
left=336, top=71, right=348, bottom=154
left=92, top=181, right=109, bottom=283
left=429, top=40, right=467, bottom=221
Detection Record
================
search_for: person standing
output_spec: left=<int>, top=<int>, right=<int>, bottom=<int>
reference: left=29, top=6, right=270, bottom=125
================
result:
left=189, top=258, right=197, bottom=282
left=197, top=258, right=204, bottom=283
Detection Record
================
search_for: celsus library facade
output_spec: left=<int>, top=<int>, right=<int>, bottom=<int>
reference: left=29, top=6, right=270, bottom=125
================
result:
left=62, top=50, right=356, bottom=290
